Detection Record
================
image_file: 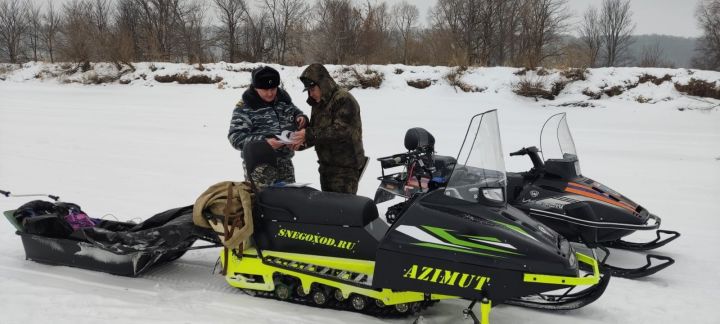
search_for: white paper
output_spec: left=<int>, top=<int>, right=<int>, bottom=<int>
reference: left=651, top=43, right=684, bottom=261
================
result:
left=275, top=130, right=295, bottom=144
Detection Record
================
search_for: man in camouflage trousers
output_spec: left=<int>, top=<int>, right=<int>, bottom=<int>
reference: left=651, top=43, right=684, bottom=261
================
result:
left=291, top=63, right=368, bottom=194
left=228, top=66, right=307, bottom=185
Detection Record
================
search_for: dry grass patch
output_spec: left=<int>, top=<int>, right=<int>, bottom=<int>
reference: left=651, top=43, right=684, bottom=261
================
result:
left=446, top=67, right=483, bottom=92
left=639, top=73, right=673, bottom=85
left=560, top=68, right=587, bottom=81
left=407, top=79, right=432, bottom=89
left=154, top=73, right=223, bottom=84
left=513, top=77, right=555, bottom=100
left=353, top=68, right=383, bottom=89
left=674, top=78, right=720, bottom=100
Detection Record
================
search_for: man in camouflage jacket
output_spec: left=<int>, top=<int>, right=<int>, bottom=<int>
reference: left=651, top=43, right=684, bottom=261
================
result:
left=292, top=63, right=367, bottom=194
left=228, top=66, right=307, bottom=184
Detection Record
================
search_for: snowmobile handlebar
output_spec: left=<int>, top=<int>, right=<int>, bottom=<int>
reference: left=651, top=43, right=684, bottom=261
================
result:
left=510, top=147, right=544, bottom=169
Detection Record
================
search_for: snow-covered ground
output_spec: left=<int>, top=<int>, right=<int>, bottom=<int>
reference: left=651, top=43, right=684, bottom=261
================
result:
left=1, top=64, right=719, bottom=324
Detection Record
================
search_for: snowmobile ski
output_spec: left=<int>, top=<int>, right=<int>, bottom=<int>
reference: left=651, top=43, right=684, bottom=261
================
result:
left=604, top=230, right=681, bottom=251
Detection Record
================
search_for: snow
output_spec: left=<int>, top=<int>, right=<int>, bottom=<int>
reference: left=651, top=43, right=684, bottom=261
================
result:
left=1, top=63, right=720, bottom=324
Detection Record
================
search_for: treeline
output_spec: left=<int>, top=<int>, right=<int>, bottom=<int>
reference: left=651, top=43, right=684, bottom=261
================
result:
left=0, top=0, right=717, bottom=70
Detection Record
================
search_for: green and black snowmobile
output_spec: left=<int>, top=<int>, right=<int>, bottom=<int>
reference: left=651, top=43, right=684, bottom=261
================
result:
left=222, top=110, right=609, bottom=323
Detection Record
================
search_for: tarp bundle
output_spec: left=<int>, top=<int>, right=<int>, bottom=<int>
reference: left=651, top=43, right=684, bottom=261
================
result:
left=192, top=181, right=254, bottom=250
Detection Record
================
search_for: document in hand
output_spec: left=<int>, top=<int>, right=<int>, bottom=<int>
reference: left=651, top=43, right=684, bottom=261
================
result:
left=275, top=130, right=296, bottom=144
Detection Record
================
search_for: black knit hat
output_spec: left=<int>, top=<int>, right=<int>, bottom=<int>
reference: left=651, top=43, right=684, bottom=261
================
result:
left=252, top=66, right=280, bottom=89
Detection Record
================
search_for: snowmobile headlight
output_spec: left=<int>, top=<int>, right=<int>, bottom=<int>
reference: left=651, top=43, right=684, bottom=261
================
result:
left=482, top=188, right=504, bottom=202
left=568, top=251, right=577, bottom=268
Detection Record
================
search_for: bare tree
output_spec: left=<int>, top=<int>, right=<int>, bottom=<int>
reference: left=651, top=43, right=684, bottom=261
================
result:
left=0, top=0, right=28, bottom=63
left=580, top=6, right=603, bottom=67
left=495, top=0, right=524, bottom=66
left=391, top=1, right=418, bottom=64
left=693, top=0, right=720, bottom=70
left=599, top=0, right=634, bottom=66
left=213, top=0, right=245, bottom=62
left=177, top=1, right=208, bottom=63
left=263, top=0, right=308, bottom=64
left=41, top=0, right=61, bottom=63
left=355, top=1, right=391, bottom=64
left=59, top=0, right=94, bottom=64
left=133, top=0, right=186, bottom=61
left=515, top=0, right=570, bottom=68
left=431, top=0, right=531, bottom=66
left=89, top=0, right=113, bottom=60
left=240, top=7, right=271, bottom=62
left=430, top=0, right=477, bottom=65
left=638, top=41, right=666, bottom=67
left=311, top=0, right=361, bottom=64
left=114, top=0, right=142, bottom=62
left=25, top=0, right=42, bottom=61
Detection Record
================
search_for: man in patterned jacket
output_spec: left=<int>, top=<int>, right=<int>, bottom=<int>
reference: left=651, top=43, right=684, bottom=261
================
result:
left=228, top=66, right=307, bottom=184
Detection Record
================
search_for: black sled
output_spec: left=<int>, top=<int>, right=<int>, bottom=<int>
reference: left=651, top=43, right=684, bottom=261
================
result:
left=3, top=196, right=220, bottom=277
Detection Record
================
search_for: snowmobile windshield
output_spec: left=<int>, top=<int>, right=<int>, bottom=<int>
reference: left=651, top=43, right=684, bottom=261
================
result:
left=540, top=113, right=578, bottom=161
left=443, top=110, right=507, bottom=204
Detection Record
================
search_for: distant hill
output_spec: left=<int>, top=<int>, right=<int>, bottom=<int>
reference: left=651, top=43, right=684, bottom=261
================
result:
left=630, top=35, right=698, bottom=68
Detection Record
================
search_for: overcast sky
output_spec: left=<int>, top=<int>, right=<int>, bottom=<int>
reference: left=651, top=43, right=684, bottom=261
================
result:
left=405, top=0, right=702, bottom=38
left=32, top=0, right=703, bottom=38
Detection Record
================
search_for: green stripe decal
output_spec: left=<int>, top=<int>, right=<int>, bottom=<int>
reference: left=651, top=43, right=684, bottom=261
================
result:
left=421, top=226, right=522, bottom=256
left=490, top=220, right=531, bottom=237
left=412, top=242, right=505, bottom=258
left=462, top=235, right=501, bottom=243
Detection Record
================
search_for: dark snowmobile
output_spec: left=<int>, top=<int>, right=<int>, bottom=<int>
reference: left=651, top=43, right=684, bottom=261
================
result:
left=504, top=113, right=678, bottom=278
left=375, top=112, right=678, bottom=279
left=225, top=110, right=608, bottom=323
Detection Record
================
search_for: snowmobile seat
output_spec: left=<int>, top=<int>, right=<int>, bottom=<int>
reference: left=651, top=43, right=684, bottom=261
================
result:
left=258, top=186, right=379, bottom=227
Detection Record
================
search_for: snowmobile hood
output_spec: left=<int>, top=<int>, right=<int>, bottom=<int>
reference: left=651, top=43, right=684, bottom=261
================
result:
left=383, top=190, right=577, bottom=276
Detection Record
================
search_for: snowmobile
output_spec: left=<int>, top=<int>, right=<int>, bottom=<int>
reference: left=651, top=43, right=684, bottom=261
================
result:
left=222, top=110, right=609, bottom=323
left=374, top=113, right=678, bottom=279
left=503, top=113, right=679, bottom=278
